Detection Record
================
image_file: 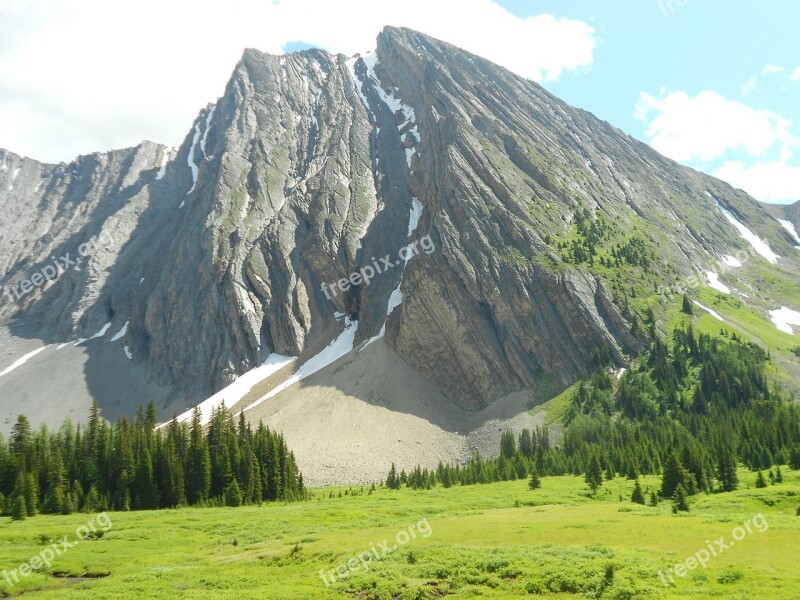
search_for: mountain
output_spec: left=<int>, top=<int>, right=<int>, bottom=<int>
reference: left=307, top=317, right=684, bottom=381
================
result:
left=1, top=26, right=798, bottom=484
left=763, top=200, right=800, bottom=232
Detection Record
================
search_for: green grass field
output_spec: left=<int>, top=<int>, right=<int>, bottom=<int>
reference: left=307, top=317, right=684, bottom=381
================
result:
left=2, top=467, right=798, bottom=599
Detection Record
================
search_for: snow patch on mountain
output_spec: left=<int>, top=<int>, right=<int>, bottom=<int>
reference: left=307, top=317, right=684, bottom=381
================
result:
left=693, top=301, right=724, bottom=322
left=721, top=255, right=742, bottom=268
left=177, top=353, right=296, bottom=425
left=705, top=271, right=730, bottom=294
left=156, top=156, right=168, bottom=180
left=243, top=318, right=358, bottom=412
left=769, top=306, right=800, bottom=335
left=408, top=197, right=423, bottom=236
left=111, top=321, right=129, bottom=342
left=715, top=202, right=779, bottom=263
left=777, top=219, right=800, bottom=248
left=199, top=106, right=215, bottom=156
left=363, top=197, right=425, bottom=348
left=186, top=121, right=203, bottom=195
left=360, top=53, right=420, bottom=169
left=75, top=322, right=111, bottom=345
left=0, top=345, right=52, bottom=378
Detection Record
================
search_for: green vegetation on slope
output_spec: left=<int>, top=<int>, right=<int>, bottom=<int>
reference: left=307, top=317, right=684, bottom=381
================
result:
left=392, top=326, right=800, bottom=502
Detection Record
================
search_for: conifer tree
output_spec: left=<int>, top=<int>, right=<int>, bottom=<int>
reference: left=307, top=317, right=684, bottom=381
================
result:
left=661, top=453, right=695, bottom=497
left=386, top=463, right=401, bottom=490
left=500, top=430, right=516, bottom=458
left=186, top=407, right=211, bottom=504
left=224, top=480, right=243, bottom=507
left=715, top=447, right=739, bottom=492
left=11, top=494, right=26, bottom=520
left=528, top=467, right=541, bottom=490
left=673, top=484, right=690, bottom=512
left=585, top=453, right=603, bottom=494
left=631, top=479, right=646, bottom=504
left=755, top=470, right=767, bottom=488
left=682, top=294, right=694, bottom=315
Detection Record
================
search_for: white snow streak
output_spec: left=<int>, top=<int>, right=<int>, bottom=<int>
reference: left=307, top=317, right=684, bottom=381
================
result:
left=156, top=148, right=174, bottom=180
left=111, top=320, right=129, bottom=342
left=693, top=301, right=725, bottom=322
left=177, top=353, right=296, bottom=425
left=0, top=345, right=51, bottom=378
left=185, top=105, right=215, bottom=198
left=716, top=202, right=779, bottom=263
left=243, top=318, right=359, bottom=412
left=123, top=346, right=133, bottom=360
left=721, top=255, right=742, bottom=267
left=199, top=106, right=215, bottom=156
left=705, top=271, right=730, bottom=294
left=345, top=53, right=425, bottom=348
left=186, top=121, right=202, bottom=195
left=310, top=59, right=328, bottom=82
left=75, top=322, right=111, bottom=345
left=345, top=56, right=372, bottom=113
left=769, top=306, right=800, bottom=335
left=777, top=219, right=800, bottom=248
left=363, top=196, right=425, bottom=349
left=360, top=53, right=419, bottom=169
left=386, top=285, right=403, bottom=317
left=408, top=197, right=423, bottom=236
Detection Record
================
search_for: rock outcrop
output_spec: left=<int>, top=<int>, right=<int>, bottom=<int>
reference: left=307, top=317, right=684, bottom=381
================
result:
left=1, top=26, right=797, bottom=424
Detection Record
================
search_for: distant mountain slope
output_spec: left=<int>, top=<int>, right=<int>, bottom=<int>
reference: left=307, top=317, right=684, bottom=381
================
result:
left=762, top=200, right=800, bottom=242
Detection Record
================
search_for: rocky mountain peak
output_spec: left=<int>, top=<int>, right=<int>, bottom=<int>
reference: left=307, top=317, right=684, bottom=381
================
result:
left=1, top=27, right=797, bottom=449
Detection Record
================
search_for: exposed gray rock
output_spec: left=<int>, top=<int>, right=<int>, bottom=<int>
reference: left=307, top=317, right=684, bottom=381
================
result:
left=0, top=26, right=797, bottom=429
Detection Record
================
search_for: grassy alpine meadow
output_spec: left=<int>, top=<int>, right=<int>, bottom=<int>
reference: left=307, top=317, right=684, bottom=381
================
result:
left=1, top=468, right=799, bottom=599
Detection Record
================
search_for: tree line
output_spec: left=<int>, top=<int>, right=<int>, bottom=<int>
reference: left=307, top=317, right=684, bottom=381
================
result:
left=386, top=326, right=800, bottom=503
left=0, top=401, right=306, bottom=519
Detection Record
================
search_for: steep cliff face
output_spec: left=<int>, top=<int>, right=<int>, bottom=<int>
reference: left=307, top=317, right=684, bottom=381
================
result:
left=1, top=26, right=798, bottom=429
left=0, top=142, right=168, bottom=333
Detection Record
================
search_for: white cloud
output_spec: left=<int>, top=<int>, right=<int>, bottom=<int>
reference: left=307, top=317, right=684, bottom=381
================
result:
left=636, top=89, right=800, bottom=203
left=741, top=64, right=785, bottom=95
left=762, top=65, right=785, bottom=75
left=635, top=90, right=788, bottom=162
left=0, top=0, right=595, bottom=163
left=792, top=67, right=800, bottom=81
left=715, top=160, right=800, bottom=203
left=740, top=76, right=758, bottom=96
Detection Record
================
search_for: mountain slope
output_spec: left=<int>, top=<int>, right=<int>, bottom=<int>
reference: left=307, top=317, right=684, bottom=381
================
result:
left=0, top=27, right=798, bottom=483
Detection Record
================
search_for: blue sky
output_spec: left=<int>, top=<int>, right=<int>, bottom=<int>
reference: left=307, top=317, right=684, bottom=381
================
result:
left=0, top=0, right=797, bottom=203
left=499, top=0, right=800, bottom=204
